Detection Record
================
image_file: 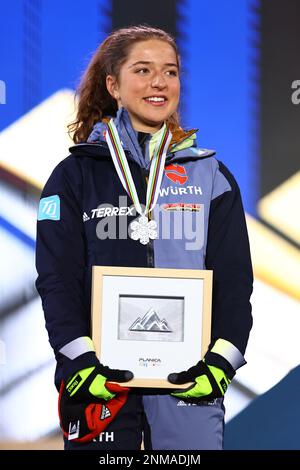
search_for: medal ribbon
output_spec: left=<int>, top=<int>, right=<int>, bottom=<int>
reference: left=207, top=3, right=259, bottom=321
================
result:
left=106, top=118, right=172, bottom=217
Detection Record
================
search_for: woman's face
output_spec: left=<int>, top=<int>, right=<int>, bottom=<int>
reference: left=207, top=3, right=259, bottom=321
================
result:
left=106, top=39, right=180, bottom=133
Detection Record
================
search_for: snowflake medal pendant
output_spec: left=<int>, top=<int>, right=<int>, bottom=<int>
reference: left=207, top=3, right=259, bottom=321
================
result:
left=129, top=214, right=158, bottom=245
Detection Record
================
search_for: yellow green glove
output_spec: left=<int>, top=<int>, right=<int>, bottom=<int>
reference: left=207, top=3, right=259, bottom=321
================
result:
left=168, top=360, right=230, bottom=400
left=66, top=367, right=116, bottom=401
left=63, top=353, right=133, bottom=403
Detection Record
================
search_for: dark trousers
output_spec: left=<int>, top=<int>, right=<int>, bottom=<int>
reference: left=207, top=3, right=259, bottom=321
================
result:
left=64, top=394, right=224, bottom=450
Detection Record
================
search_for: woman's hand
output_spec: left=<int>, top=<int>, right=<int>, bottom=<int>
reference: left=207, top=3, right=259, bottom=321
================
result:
left=168, top=360, right=230, bottom=401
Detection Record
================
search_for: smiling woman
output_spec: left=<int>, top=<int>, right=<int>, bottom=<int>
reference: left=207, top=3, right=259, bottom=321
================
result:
left=69, top=25, right=181, bottom=143
left=36, top=24, right=253, bottom=451
left=105, top=39, right=180, bottom=133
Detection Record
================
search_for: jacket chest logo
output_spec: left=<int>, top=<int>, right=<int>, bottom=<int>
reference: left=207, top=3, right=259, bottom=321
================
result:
left=164, top=164, right=188, bottom=185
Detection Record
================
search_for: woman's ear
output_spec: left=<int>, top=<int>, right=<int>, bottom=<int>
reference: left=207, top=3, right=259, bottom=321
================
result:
left=106, top=75, right=120, bottom=101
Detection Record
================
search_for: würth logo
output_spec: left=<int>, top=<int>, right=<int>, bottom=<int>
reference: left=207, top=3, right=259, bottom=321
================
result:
left=164, top=164, right=188, bottom=185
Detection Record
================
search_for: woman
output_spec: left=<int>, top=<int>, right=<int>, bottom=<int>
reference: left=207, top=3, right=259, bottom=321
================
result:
left=36, top=25, right=253, bottom=450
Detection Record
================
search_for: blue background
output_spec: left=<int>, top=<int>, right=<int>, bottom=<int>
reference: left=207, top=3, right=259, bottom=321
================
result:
left=0, top=0, right=257, bottom=213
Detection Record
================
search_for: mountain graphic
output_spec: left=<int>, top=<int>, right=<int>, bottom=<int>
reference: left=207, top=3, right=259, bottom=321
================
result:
left=129, top=307, right=172, bottom=332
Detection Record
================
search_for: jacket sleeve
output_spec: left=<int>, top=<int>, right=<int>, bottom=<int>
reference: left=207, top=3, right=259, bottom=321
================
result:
left=204, top=160, right=253, bottom=373
left=35, top=157, right=91, bottom=356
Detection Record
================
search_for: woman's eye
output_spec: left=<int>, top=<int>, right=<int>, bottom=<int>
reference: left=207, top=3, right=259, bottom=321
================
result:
left=166, top=70, right=178, bottom=77
left=135, top=68, right=149, bottom=74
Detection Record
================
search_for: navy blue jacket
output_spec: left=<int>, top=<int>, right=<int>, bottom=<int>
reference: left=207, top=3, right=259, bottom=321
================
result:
left=36, top=110, right=253, bottom=387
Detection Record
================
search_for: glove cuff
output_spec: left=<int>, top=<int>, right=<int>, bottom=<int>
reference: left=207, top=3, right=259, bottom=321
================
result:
left=204, top=352, right=235, bottom=380
left=62, top=351, right=100, bottom=383
left=59, top=336, right=95, bottom=359
left=205, top=338, right=246, bottom=377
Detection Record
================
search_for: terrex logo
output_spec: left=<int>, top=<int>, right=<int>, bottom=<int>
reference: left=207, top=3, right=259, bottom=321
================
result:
left=165, top=164, right=188, bottom=185
left=84, top=206, right=135, bottom=221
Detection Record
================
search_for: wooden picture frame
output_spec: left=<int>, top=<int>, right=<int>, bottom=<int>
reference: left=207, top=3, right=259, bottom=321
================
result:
left=91, top=266, right=212, bottom=388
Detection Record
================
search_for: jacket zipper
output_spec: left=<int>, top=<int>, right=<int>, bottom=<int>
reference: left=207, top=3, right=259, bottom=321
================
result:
left=140, top=167, right=155, bottom=268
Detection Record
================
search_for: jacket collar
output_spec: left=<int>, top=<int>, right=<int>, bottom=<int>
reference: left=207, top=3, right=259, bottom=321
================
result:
left=87, top=108, right=198, bottom=150
left=70, top=108, right=215, bottom=162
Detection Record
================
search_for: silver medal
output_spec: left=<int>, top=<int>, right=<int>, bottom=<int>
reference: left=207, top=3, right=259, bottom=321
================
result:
left=130, top=215, right=158, bottom=245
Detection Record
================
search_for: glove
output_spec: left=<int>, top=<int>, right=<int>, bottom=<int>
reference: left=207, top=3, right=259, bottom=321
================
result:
left=58, top=379, right=129, bottom=443
left=63, top=352, right=134, bottom=402
left=168, top=360, right=231, bottom=401
left=59, top=352, right=133, bottom=442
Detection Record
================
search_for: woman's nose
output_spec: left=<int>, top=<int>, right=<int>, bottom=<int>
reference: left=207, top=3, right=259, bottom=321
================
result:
left=151, top=73, right=167, bottom=88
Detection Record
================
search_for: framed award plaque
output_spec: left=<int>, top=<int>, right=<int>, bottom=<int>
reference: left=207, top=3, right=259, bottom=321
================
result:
left=91, top=266, right=212, bottom=388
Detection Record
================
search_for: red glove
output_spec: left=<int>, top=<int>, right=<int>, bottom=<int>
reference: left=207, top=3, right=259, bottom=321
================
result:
left=58, top=380, right=129, bottom=443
